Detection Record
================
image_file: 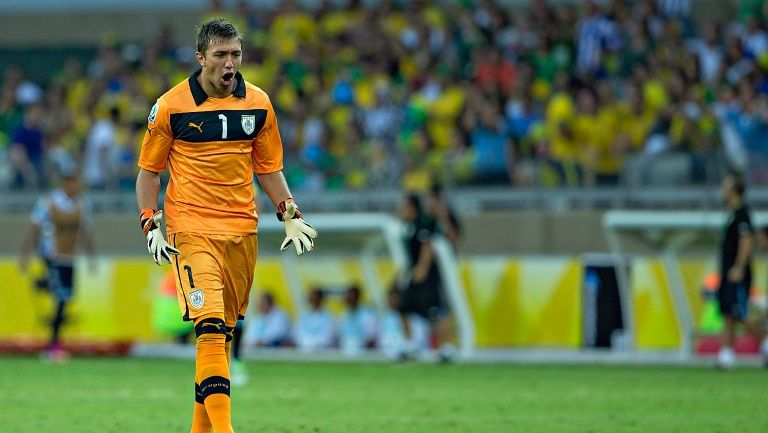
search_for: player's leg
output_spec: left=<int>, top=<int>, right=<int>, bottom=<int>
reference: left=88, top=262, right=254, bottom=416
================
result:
left=194, top=315, right=233, bottom=433
left=396, top=283, right=429, bottom=360
left=46, top=262, right=74, bottom=360
left=223, top=234, right=258, bottom=387
left=171, top=233, right=230, bottom=433
left=717, top=281, right=740, bottom=368
left=425, top=279, right=456, bottom=363
left=433, top=312, right=456, bottom=363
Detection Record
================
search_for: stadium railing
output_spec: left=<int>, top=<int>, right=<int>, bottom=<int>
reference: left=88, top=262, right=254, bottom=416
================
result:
left=2, top=186, right=768, bottom=214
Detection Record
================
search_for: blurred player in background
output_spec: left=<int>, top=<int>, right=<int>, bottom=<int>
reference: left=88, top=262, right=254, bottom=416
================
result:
left=756, top=225, right=768, bottom=366
left=135, top=18, right=316, bottom=433
left=397, top=194, right=456, bottom=362
left=19, top=169, right=95, bottom=360
left=717, top=172, right=754, bottom=369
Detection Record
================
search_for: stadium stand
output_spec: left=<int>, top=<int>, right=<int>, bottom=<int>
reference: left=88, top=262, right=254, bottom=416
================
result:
left=0, top=0, right=766, bottom=198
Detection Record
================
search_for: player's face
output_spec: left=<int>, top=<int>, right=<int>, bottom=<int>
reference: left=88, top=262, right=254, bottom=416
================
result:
left=198, top=37, right=242, bottom=94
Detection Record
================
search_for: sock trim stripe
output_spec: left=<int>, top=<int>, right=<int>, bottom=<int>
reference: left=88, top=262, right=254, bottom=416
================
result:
left=199, top=375, right=230, bottom=400
left=194, top=382, right=204, bottom=404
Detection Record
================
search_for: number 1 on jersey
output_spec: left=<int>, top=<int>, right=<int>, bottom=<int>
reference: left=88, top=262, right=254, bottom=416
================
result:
left=218, top=114, right=228, bottom=139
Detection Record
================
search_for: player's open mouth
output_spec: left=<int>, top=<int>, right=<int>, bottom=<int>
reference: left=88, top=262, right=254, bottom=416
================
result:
left=221, top=72, right=234, bottom=86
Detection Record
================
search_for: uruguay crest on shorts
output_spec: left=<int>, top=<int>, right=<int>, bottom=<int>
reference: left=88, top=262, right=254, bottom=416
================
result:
left=241, top=114, right=255, bottom=135
left=189, top=289, right=204, bottom=309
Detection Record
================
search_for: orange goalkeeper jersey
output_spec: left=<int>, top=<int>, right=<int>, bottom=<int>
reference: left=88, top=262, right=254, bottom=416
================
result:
left=138, top=69, right=283, bottom=235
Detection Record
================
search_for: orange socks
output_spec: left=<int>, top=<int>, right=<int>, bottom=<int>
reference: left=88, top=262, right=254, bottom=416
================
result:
left=193, top=318, right=234, bottom=433
left=191, top=384, right=212, bottom=433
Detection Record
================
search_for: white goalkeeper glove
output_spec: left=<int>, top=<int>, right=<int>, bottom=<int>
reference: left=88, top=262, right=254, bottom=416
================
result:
left=140, top=208, right=179, bottom=266
left=277, top=200, right=317, bottom=256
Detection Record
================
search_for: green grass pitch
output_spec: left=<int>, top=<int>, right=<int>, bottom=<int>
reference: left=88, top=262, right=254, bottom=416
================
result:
left=3, top=357, right=766, bottom=433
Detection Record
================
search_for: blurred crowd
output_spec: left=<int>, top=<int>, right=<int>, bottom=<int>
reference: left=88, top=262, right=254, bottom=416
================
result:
left=1, top=0, right=768, bottom=192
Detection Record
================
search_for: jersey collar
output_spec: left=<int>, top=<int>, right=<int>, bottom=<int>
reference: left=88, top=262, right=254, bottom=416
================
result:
left=189, top=69, right=246, bottom=106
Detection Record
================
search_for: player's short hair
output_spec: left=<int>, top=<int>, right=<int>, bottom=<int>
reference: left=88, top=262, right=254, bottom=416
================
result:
left=196, top=18, right=242, bottom=55
left=347, top=285, right=360, bottom=297
left=430, top=183, right=443, bottom=198
left=310, top=288, right=325, bottom=301
left=261, top=292, right=274, bottom=305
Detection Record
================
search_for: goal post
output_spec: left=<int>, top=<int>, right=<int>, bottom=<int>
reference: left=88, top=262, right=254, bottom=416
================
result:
left=602, top=210, right=768, bottom=357
left=257, top=213, right=475, bottom=358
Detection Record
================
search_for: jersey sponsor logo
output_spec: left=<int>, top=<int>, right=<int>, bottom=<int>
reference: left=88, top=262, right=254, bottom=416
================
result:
left=241, top=115, right=255, bottom=135
left=188, top=121, right=204, bottom=133
left=148, top=103, right=159, bottom=124
left=189, top=289, right=205, bottom=309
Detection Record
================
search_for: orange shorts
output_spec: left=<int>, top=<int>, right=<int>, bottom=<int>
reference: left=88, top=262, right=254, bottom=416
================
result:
left=169, top=232, right=257, bottom=327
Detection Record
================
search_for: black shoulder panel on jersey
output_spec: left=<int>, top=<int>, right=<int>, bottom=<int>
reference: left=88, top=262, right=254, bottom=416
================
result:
left=170, top=109, right=267, bottom=143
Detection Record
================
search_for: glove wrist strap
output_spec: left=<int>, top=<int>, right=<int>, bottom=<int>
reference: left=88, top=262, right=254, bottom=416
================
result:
left=276, top=199, right=302, bottom=221
left=140, top=208, right=159, bottom=236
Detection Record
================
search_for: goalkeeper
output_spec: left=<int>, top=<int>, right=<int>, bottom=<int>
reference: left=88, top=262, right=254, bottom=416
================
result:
left=135, top=18, right=316, bottom=433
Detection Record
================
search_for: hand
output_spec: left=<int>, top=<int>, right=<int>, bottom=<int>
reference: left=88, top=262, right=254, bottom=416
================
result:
left=140, top=209, right=179, bottom=266
left=277, top=200, right=317, bottom=256
left=727, top=265, right=744, bottom=283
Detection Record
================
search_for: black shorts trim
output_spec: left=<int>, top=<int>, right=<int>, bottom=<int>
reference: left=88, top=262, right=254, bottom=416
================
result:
left=172, top=234, right=191, bottom=321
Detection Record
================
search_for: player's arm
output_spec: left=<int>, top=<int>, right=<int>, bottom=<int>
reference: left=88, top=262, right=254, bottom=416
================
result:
left=437, top=209, right=461, bottom=249
left=136, top=168, right=179, bottom=265
left=18, top=222, right=41, bottom=273
left=412, top=240, right=434, bottom=284
left=256, top=170, right=291, bottom=210
left=257, top=171, right=317, bottom=256
left=728, top=217, right=754, bottom=282
left=136, top=168, right=161, bottom=210
left=20, top=197, right=48, bottom=273
left=78, top=199, right=96, bottom=269
left=253, top=96, right=316, bottom=256
left=729, top=232, right=753, bottom=282
left=136, top=99, right=178, bottom=266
